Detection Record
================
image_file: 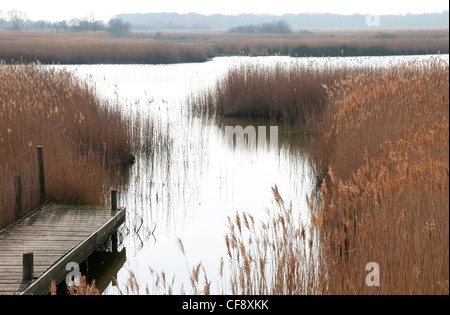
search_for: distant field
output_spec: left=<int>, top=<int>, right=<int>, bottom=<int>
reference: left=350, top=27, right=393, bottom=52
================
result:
left=0, top=29, right=448, bottom=64
left=0, top=31, right=214, bottom=64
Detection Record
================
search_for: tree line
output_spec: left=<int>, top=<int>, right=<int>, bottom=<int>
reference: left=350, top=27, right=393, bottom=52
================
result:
left=229, top=21, right=292, bottom=34
left=0, top=10, right=130, bottom=37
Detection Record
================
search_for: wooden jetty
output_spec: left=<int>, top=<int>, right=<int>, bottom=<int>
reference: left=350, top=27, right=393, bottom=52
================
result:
left=0, top=202, right=126, bottom=295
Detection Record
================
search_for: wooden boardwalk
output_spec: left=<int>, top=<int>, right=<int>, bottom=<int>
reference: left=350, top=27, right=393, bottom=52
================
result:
left=0, top=203, right=126, bottom=295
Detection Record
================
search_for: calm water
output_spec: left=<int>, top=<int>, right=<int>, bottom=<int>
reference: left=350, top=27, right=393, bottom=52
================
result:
left=60, top=54, right=448, bottom=294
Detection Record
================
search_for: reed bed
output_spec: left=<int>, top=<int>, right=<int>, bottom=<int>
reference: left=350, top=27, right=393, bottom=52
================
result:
left=189, top=60, right=372, bottom=128
left=0, top=31, right=213, bottom=64
left=0, top=30, right=448, bottom=65
left=309, top=57, right=449, bottom=294
left=212, top=36, right=449, bottom=57
left=0, top=62, right=149, bottom=229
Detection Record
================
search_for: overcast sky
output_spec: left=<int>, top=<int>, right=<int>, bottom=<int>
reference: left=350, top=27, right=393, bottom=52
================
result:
left=0, top=0, right=448, bottom=22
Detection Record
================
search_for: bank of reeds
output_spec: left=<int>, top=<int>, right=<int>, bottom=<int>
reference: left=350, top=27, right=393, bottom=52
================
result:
left=209, top=58, right=449, bottom=295
left=0, top=31, right=213, bottom=64
left=309, top=57, right=449, bottom=294
left=0, top=62, right=147, bottom=229
left=189, top=60, right=371, bottom=128
left=1, top=30, right=448, bottom=65
left=213, top=36, right=449, bottom=57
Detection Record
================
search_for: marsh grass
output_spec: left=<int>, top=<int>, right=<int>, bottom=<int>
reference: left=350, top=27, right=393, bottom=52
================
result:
left=0, top=62, right=155, bottom=229
left=50, top=277, right=100, bottom=295
left=212, top=36, right=449, bottom=57
left=189, top=60, right=375, bottom=129
left=310, top=57, right=449, bottom=294
left=0, top=31, right=213, bottom=64
left=1, top=30, right=448, bottom=65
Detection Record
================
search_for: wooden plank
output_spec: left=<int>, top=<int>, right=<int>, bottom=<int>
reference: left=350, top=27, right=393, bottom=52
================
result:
left=20, top=207, right=125, bottom=295
left=1, top=247, right=78, bottom=252
left=0, top=228, right=106, bottom=235
left=0, top=260, right=59, bottom=269
left=0, top=257, right=62, bottom=265
left=0, top=203, right=126, bottom=295
left=0, top=253, right=65, bottom=259
left=0, top=239, right=89, bottom=245
left=0, top=235, right=92, bottom=242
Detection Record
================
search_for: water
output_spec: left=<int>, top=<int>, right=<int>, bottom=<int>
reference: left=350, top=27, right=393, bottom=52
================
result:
left=58, top=54, right=448, bottom=294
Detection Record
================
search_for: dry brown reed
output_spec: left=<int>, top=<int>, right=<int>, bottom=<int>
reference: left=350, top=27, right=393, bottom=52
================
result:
left=213, top=35, right=449, bottom=57
left=50, top=277, right=100, bottom=295
left=0, top=62, right=139, bottom=229
left=310, top=57, right=449, bottom=294
left=189, top=60, right=372, bottom=129
left=222, top=185, right=324, bottom=295
left=0, top=31, right=213, bottom=64
left=1, top=30, right=448, bottom=65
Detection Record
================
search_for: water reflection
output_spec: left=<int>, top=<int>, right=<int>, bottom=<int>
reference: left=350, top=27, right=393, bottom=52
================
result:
left=55, top=232, right=127, bottom=295
left=105, top=118, right=313, bottom=293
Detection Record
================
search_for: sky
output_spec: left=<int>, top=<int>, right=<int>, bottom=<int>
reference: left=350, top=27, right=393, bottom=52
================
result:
left=0, top=0, right=448, bottom=22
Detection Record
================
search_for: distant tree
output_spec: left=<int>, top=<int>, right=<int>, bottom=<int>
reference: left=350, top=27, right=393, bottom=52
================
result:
left=274, top=21, right=292, bottom=33
left=91, top=21, right=106, bottom=31
left=53, top=21, right=70, bottom=32
left=375, top=32, right=399, bottom=39
left=107, top=18, right=131, bottom=37
left=8, top=9, right=27, bottom=30
left=0, top=11, right=6, bottom=29
left=230, top=20, right=292, bottom=34
left=73, top=14, right=105, bottom=32
left=30, top=20, right=51, bottom=30
left=77, top=20, right=94, bottom=31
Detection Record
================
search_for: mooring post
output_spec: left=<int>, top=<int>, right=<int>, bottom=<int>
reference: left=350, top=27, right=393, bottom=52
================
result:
left=23, top=253, right=34, bottom=282
left=112, top=232, right=118, bottom=253
left=37, top=146, right=46, bottom=204
left=15, top=176, right=23, bottom=220
left=111, top=189, right=119, bottom=252
left=111, top=190, right=117, bottom=211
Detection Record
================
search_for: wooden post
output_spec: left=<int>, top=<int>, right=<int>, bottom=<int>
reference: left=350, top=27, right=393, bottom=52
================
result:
left=111, top=190, right=118, bottom=253
left=15, top=176, right=23, bottom=220
left=112, top=232, right=118, bottom=253
left=37, top=146, right=46, bottom=204
left=111, top=190, right=117, bottom=211
left=23, top=253, right=34, bottom=282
